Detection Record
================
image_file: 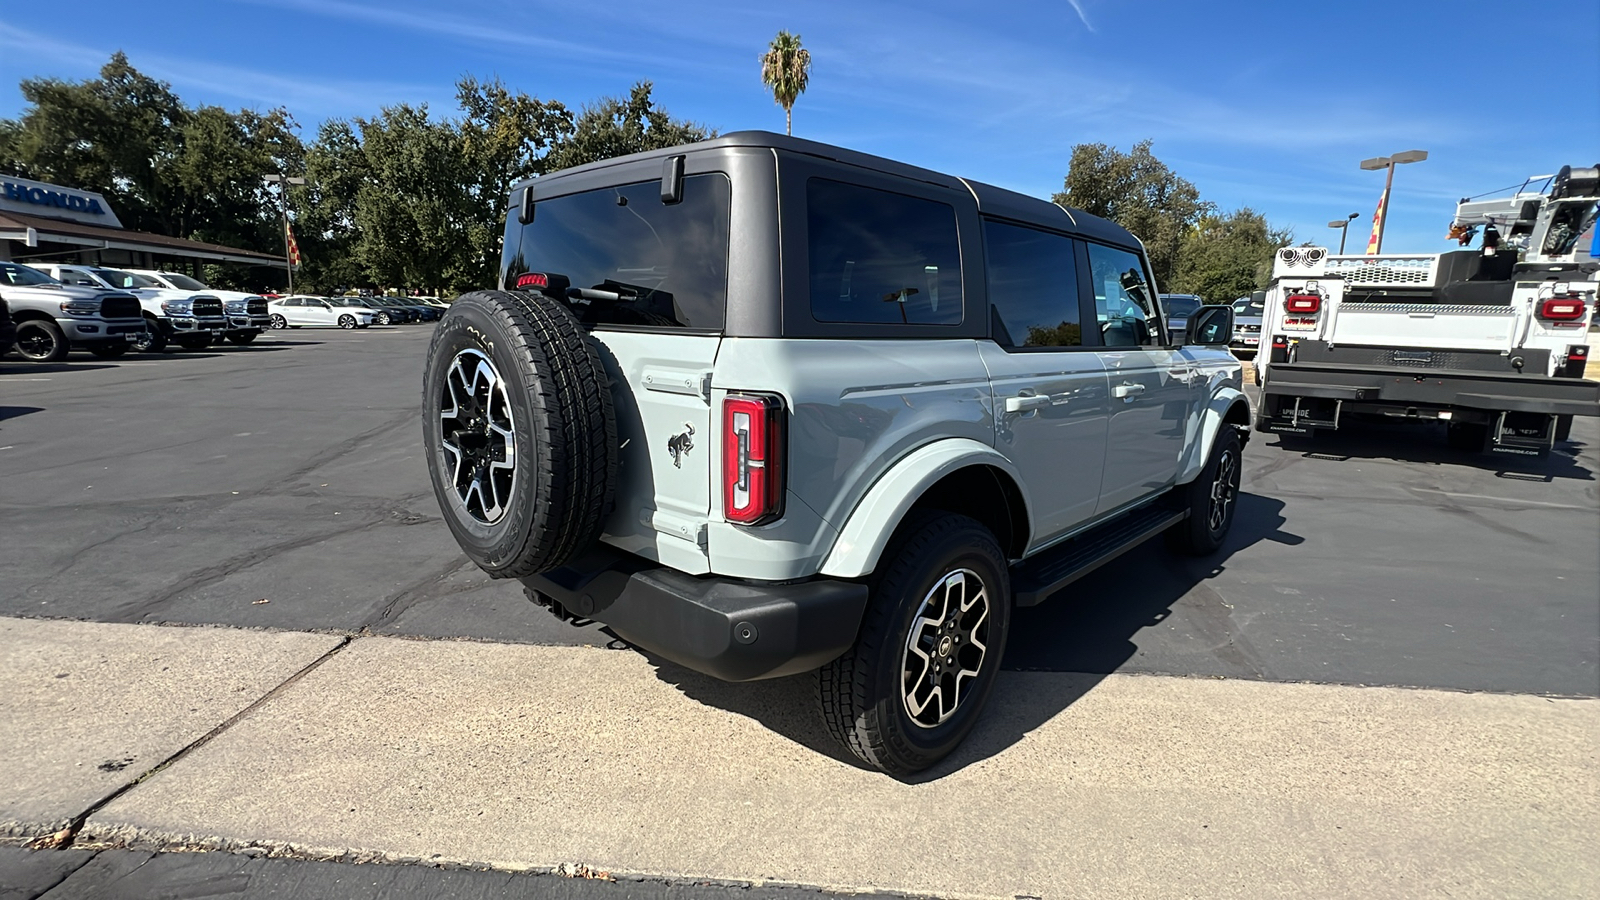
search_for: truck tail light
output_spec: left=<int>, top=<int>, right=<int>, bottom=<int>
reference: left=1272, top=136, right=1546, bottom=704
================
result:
left=1538, top=297, right=1585, bottom=321
left=723, top=393, right=785, bottom=525
left=1284, top=294, right=1322, bottom=314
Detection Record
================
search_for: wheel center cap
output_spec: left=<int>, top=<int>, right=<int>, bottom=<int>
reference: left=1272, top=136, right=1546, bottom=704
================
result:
left=937, top=635, right=954, bottom=657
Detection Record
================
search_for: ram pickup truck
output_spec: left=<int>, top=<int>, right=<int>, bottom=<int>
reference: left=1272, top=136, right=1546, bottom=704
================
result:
left=126, top=269, right=270, bottom=345
left=420, top=131, right=1252, bottom=774
left=0, top=261, right=146, bottom=361
left=34, top=263, right=225, bottom=352
left=1255, top=165, right=1599, bottom=456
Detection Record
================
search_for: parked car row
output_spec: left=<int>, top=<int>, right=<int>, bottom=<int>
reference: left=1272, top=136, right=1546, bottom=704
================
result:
left=1, top=260, right=447, bottom=362
left=265, top=295, right=445, bottom=329
left=1160, top=291, right=1263, bottom=358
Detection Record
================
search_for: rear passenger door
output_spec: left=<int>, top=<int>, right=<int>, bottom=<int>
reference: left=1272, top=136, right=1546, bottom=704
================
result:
left=1087, top=243, right=1196, bottom=513
left=978, top=220, right=1110, bottom=546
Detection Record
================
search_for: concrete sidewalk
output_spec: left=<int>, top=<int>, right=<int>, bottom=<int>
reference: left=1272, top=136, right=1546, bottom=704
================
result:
left=3, top=616, right=1596, bottom=899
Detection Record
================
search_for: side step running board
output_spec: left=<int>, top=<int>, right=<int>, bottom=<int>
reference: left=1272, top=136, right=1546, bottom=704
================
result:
left=1010, top=505, right=1188, bottom=607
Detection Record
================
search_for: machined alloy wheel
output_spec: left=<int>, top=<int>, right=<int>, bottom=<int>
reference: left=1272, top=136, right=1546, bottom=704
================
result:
left=268, top=314, right=287, bottom=329
left=1208, top=445, right=1238, bottom=533
left=438, top=348, right=517, bottom=525
left=338, top=314, right=357, bottom=329
left=902, top=568, right=991, bottom=728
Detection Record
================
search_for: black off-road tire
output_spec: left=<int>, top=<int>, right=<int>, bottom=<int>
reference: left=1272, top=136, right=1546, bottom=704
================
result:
left=132, top=317, right=166, bottom=353
left=87, top=342, right=129, bottom=358
left=14, top=319, right=68, bottom=362
left=1166, top=426, right=1242, bottom=556
left=226, top=331, right=258, bottom=345
left=423, top=289, right=617, bottom=578
left=175, top=333, right=212, bottom=350
left=817, top=513, right=1012, bottom=776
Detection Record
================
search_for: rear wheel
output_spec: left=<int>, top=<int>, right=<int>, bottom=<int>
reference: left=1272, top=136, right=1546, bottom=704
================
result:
left=817, top=513, right=1011, bottom=775
left=423, top=289, right=617, bottom=578
left=1166, top=426, right=1242, bottom=556
left=87, top=342, right=129, bottom=358
left=14, top=320, right=68, bottom=362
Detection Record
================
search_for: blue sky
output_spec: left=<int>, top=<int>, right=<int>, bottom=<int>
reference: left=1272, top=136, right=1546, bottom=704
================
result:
left=3, top=0, right=1596, bottom=256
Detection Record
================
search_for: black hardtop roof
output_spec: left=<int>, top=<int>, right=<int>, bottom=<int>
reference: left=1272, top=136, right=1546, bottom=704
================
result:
left=514, top=130, right=1140, bottom=249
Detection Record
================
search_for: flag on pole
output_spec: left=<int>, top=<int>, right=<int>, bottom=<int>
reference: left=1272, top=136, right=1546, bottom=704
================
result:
left=1364, top=192, right=1386, bottom=255
left=285, top=222, right=302, bottom=268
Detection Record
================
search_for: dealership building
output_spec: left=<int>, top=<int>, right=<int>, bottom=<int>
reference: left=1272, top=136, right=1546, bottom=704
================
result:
left=0, top=175, right=282, bottom=274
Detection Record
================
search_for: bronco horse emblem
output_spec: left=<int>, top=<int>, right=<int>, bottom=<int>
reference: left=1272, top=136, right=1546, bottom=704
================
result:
left=666, top=423, right=695, bottom=468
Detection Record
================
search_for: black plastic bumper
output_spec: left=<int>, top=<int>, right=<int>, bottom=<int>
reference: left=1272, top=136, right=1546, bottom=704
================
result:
left=524, top=547, right=869, bottom=682
left=1262, top=362, right=1600, bottom=417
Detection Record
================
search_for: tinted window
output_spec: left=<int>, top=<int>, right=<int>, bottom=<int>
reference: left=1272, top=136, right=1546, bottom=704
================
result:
left=982, top=220, right=1081, bottom=348
left=1087, top=243, right=1159, bottom=347
left=506, top=173, right=730, bottom=330
left=1160, top=296, right=1201, bottom=316
left=0, top=263, right=58, bottom=286
left=807, top=178, right=961, bottom=326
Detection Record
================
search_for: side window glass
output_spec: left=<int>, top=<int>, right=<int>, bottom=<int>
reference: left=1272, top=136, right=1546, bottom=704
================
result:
left=806, top=178, right=962, bottom=326
left=1087, top=243, right=1159, bottom=347
left=983, top=220, right=1081, bottom=349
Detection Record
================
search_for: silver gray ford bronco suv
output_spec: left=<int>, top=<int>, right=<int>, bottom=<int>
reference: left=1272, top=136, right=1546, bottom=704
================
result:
left=424, top=132, right=1249, bottom=774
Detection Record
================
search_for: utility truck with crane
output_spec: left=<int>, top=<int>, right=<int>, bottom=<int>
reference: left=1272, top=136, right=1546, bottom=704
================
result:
left=1255, top=165, right=1599, bottom=456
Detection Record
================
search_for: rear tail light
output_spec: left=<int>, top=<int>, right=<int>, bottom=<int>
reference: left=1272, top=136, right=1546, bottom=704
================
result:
left=1284, top=294, right=1322, bottom=314
left=723, top=393, right=785, bottom=525
left=1538, top=297, right=1585, bottom=321
left=1269, top=336, right=1290, bottom=364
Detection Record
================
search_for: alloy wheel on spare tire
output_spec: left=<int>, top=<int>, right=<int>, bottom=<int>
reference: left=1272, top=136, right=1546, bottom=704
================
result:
left=817, top=512, right=1012, bottom=775
left=14, top=320, right=68, bottom=362
left=423, top=289, right=617, bottom=578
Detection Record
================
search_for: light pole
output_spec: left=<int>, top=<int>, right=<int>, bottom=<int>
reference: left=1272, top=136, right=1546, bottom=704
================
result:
left=264, top=174, right=306, bottom=294
left=1359, top=150, right=1427, bottom=254
left=1328, top=212, right=1360, bottom=254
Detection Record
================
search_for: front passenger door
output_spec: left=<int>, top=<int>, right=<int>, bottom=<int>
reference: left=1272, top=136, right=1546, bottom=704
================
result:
left=1087, top=243, right=1196, bottom=513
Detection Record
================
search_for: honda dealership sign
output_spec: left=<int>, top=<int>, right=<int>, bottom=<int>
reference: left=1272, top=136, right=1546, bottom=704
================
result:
left=0, top=175, right=123, bottom=228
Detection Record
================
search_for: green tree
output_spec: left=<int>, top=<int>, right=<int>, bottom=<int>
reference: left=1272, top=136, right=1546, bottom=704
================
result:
left=1170, top=208, right=1292, bottom=302
left=1053, top=140, right=1211, bottom=290
left=759, top=31, right=812, bottom=136
left=543, top=81, right=710, bottom=173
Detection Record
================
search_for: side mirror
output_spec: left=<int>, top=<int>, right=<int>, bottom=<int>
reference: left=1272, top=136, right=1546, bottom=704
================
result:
left=1185, top=305, right=1234, bottom=346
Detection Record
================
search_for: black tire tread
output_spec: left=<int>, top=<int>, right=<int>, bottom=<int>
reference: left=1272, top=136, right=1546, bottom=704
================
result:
left=426, top=289, right=616, bottom=577
left=817, top=512, right=1001, bottom=774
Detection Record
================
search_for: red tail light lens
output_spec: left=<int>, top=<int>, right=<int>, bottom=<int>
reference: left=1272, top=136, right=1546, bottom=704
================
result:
left=723, top=393, right=785, bottom=525
left=1285, top=294, right=1322, bottom=314
left=1539, top=298, right=1585, bottom=321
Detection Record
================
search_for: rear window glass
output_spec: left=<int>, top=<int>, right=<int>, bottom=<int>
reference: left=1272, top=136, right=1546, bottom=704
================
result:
left=806, top=178, right=962, bottom=326
left=983, top=220, right=1081, bottom=348
left=505, top=173, right=730, bottom=330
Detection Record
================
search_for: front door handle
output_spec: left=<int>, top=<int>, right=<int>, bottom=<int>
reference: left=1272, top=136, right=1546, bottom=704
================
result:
left=1113, top=382, right=1147, bottom=399
left=1004, top=394, right=1054, bottom=413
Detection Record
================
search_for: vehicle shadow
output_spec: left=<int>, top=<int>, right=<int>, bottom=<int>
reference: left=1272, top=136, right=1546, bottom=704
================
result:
left=640, top=492, right=1298, bottom=780
left=0, top=362, right=118, bottom=374
left=0, top=406, right=44, bottom=423
left=1267, top=416, right=1594, bottom=482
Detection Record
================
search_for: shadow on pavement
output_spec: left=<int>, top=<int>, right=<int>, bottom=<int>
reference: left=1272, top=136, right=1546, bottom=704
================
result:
left=1268, top=416, right=1594, bottom=482
left=0, top=362, right=119, bottom=374
left=0, top=406, right=44, bottom=422
left=643, top=492, right=1298, bottom=780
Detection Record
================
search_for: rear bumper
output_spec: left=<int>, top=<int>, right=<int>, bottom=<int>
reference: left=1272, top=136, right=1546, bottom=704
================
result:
left=524, top=546, right=868, bottom=682
left=1261, top=361, right=1600, bottom=417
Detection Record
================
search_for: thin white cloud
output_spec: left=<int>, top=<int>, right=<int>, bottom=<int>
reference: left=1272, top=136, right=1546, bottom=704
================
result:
left=1065, top=0, right=1096, bottom=33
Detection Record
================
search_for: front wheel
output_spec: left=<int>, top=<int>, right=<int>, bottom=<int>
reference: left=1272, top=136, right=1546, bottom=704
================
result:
left=14, top=320, right=68, bottom=362
left=268, top=314, right=287, bottom=330
left=817, top=513, right=1011, bottom=775
left=175, top=333, right=212, bottom=350
left=339, top=315, right=357, bottom=329
left=226, top=331, right=258, bottom=345
left=1166, top=426, right=1242, bottom=556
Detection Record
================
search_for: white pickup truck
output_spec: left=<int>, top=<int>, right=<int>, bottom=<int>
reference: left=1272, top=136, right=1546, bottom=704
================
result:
left=34, top=263, right=226, bottom=352
left=1255, top=165, right=1599, bottom=456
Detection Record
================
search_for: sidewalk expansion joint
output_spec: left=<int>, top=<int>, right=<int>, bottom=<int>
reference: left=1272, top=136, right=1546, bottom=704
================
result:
left=24, top=635, right=356, bottom=852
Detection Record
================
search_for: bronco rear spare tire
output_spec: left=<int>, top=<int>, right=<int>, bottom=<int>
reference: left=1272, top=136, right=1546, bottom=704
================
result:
left=423, top=289, right=617, bottom=578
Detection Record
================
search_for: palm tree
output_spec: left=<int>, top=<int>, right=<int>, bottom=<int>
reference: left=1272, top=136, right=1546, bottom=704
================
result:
left=760, top=31, right=812, bottom=136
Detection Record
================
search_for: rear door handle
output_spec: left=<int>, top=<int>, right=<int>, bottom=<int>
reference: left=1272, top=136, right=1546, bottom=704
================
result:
left=1004, top=394, right=1054, bottom=413
left=1113, top=383, right=1146, bottom=398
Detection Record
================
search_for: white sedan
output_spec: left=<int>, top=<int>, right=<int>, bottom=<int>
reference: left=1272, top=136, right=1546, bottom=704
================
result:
left=268, top=296, right=375, bottom=329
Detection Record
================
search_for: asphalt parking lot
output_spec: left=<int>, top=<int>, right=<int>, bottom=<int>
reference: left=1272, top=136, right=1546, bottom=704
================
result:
left=2, top=327, right=1595, bottom=696
left=1, top=328, right=1596, bottom=898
